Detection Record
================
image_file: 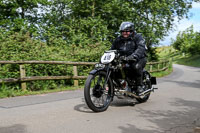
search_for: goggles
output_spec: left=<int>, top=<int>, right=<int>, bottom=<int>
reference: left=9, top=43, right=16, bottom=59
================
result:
left=121, top=30, right=132, bottom=33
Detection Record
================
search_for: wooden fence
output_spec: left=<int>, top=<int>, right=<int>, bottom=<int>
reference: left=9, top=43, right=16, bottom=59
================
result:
left=0, top=60, right=171, bottom=90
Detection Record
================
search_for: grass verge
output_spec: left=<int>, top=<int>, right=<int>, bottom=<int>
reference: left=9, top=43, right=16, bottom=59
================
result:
left=151, top=65, right=173, bottom=78
left=157, top=46, right=200, bottom=68
left=173, top=54, right=200, bottom=67
left=0, top=85, right=83, bottom=99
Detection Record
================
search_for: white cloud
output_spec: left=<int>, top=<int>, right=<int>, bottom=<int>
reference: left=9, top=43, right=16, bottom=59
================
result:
left=177, top=19, right=200, bottom=32
left=192, top=2, right=200, bottom=8
left=160, top=3, right=200, bottom=46
left=160, top=20, right=200, bottom=45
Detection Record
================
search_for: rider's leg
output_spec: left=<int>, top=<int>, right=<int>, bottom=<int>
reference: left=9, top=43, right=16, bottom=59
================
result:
left=131, top=58, right=147, bottom=93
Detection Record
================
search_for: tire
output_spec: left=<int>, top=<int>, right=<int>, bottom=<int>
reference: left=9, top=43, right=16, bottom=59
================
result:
left=84, top=71, right=113, bottom=112
left=136, top=71, right=152, bottom=103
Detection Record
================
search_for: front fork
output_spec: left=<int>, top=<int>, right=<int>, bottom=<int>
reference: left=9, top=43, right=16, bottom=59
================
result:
left=104, top=67, right=114, bottom=99
left=91, top=66, right=114, bottom=99
left=104, top=67, right=112, bottom=89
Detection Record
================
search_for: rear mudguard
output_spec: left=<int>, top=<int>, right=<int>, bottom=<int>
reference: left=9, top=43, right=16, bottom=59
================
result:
left=143, top=70, right=157, bottom=85
left=151, top=77, right=157, bottom=85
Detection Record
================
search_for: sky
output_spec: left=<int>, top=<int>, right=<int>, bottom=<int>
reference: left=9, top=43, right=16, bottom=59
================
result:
left=160, top=2, right=200, bottom=46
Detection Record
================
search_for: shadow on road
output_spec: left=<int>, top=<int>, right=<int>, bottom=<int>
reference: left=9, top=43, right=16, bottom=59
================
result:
left=164, top=80, right=200, bottom=89
left=74, top=104, right=94, bottom=113
left=0, top=124, right=26, bottom=133
left=118, top=98, right=200, bottom=133
left=110, top=98, right=137, bottom=107
left=74, top=98, right=137, bottom=113
left=74, top=98, right=94, bottom=113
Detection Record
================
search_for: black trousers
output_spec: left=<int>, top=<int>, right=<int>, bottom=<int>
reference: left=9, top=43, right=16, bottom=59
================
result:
left=125, top=58, right=147, bottom=86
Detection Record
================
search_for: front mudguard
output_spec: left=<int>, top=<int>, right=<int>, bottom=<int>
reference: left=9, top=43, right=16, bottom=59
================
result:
left=89, top=68, right=106, bottom=75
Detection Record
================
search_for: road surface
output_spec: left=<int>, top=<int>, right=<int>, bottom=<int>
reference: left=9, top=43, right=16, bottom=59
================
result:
left=0, top=64, right=200, bottom=133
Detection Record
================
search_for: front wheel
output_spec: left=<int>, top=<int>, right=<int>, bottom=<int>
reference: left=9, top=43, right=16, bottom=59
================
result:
left=84, top=71, right=113, bottom=112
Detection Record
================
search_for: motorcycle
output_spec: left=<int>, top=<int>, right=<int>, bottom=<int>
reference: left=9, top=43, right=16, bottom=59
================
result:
left=84, top=50, right=157, bottom=112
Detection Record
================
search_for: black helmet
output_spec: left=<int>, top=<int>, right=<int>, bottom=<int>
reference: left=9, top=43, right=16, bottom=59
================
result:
left=119, top=22, right=134, bottom=32
left=119, top=22, right=135, bottom=39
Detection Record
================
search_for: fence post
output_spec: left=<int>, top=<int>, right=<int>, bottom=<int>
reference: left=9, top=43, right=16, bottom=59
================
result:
left=158, top=63, right=160, bottom=71
left=167, top=60, right=170, bottom=70
left=194, top=127, right=200, bottom=133
left=150, top=65, right=153, bottom=72
left=20, top=65, right=27, bottom=91
left=162, top=62, right=164, bottom=69
left=169, top=58, right=172, bottom=67
left=73, top=65, right=78, bottom=86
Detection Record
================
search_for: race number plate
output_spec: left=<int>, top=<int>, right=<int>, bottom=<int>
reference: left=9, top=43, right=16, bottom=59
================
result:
left=101, top=52, right=115, bottom=64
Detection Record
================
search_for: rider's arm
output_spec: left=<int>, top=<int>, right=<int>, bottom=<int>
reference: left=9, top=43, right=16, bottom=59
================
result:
left=126, top=33, right=146, bottom=61
left=132, top=33, right=146, bottom=59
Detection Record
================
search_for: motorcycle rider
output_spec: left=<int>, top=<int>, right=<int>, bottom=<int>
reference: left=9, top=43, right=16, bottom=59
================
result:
left=110, top=22, right=147, bottom=94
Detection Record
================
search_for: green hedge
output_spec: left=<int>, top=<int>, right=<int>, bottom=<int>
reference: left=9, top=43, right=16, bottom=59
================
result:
left=0, top=28, right=109, bottom=91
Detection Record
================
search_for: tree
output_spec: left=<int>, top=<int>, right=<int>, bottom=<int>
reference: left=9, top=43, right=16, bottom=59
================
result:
left=172, top=25, right=200, bottom=55
left=1, top=0, right=199, bottom=61
left=67, top=0, right=196, bottom=60
left=0, top=0, right=49, bottom=32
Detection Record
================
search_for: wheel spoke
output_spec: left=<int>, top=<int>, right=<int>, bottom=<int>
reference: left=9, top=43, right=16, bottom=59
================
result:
left=101, top=95, right=105, bottom=105
left=102, top=94, right=107, bottom=105
left=97, top=75, right=102, bottom=85
left=97, top=98, right=101, bottom=107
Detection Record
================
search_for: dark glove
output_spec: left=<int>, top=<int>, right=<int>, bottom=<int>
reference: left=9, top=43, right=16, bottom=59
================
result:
left=119, top=56, right=126, bottom=61
left=133, top=54, right=139, bottom=62
left=126, top=54, right=138, bottom=62
left=119, top=56, right=130, bottom=63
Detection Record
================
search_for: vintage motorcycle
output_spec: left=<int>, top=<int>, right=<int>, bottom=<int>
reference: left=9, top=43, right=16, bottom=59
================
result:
left=84, top=50, right=157, bottom=112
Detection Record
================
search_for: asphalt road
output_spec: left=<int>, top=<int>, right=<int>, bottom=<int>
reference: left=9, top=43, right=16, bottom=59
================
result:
left=0, top=64, right=200, bottom=133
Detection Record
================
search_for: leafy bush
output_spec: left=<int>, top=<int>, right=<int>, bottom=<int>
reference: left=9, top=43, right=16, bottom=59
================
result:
left=0, top=23, right=110, bottom=92
left=0, top=29, right=74, bottom=91
left=172, top=25, right=200, bottom=55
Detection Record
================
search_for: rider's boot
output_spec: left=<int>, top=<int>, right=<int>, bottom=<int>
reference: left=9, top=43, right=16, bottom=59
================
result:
left=135, top=75, right=144, bottom=94
left=136, top=85, right=144, bottom=94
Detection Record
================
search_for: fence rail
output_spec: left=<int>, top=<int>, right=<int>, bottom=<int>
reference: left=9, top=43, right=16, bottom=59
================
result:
left=0, top=60, right=171, bottom=90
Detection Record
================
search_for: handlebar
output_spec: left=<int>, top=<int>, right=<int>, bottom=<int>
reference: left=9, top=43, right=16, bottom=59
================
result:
left=119, top=56, right=137, bottom=62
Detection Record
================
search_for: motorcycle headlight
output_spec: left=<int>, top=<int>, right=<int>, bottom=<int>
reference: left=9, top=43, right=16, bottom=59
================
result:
left=95, top=63, right=105, bottom=69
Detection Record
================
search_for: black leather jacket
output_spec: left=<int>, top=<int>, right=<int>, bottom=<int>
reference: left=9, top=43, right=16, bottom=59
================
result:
left=111, top=33, right=147, bottom=59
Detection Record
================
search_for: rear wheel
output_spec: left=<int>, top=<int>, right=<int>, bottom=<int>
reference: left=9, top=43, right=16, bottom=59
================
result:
left=84, top=71, right=113, bottom=112
left=136, top=71, right=152, bottom=103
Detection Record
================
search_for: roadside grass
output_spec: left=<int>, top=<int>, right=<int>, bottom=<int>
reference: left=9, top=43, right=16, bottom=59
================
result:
left=157, top=46, right=200, bottom=68
left=0, top=85, right=83, bottom=99
left=173, top=54, right=200, bottom=67
left=151, top=64, right=173, bottom=78
left=157, top=46, right=179, bottom=60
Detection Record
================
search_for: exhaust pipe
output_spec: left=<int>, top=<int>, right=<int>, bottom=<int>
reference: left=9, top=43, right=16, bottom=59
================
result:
left=119, top=90, right=140, bottom=99
left=139, top=87, right=156, bottom=96
left=118, top=87, right=157, bottom=98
